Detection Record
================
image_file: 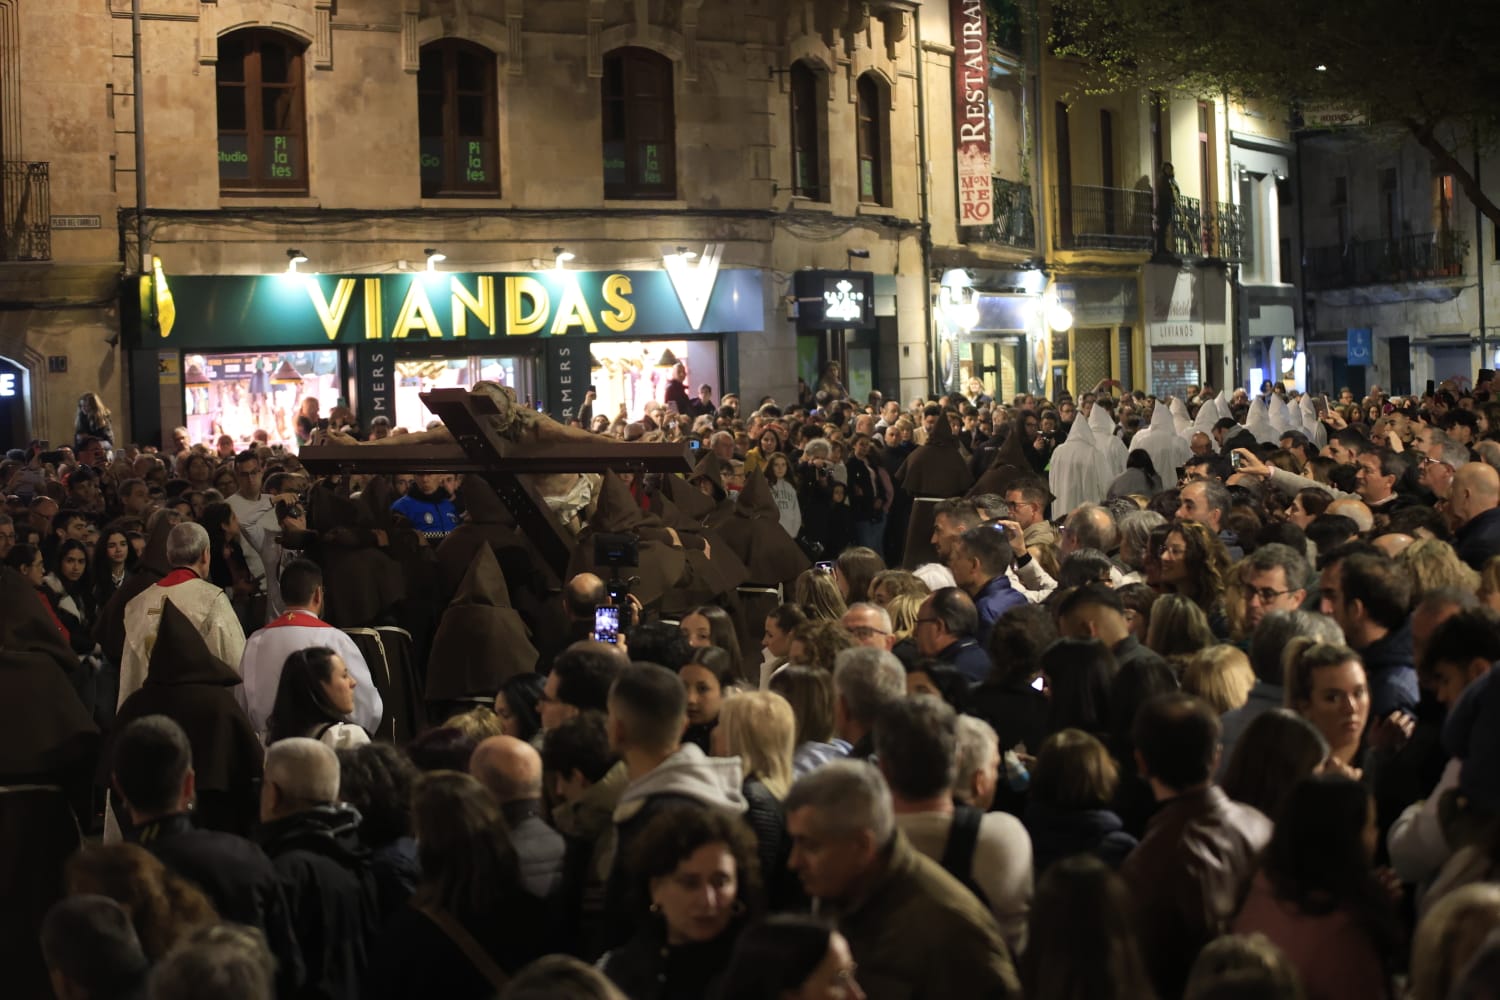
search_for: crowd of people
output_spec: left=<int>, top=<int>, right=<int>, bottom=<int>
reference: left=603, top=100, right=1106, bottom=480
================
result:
left=5, top=374, right=1500, bottom=1000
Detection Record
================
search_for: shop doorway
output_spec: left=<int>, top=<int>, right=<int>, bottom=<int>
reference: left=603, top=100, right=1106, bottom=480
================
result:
left=1429, top=345, right=1472, bottom=388
left=587, top=339, right=722, bottom=423
left=394, top=354, right=539, bottom=434
left=183, top=350, right=341, bottom=448
left=964, top=338, right=1026, bottom=404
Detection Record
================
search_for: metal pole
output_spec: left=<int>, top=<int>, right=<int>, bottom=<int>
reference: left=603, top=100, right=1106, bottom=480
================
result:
left=132, top=0, right=148, bottom=268
left=1475, top=131, right=1487, bottom=376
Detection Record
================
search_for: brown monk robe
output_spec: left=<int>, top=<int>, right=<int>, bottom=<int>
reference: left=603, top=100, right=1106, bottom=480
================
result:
left=651, top=492, right=749, bottom=614
left=968, top=412, right=1036, bottom=498
left=424, top=544, right=538, bottom=717
left=96, top=512, right=176, bottom=666
left=567, top=470, right=690, bottom=610
left=103, top=600, right=262, bottom=836
left=659, top=467, right=721, bottom=524
left=684, top=453, right=737, bottom=528
left=435, top=475, right=555, bottom=604
left=715, top=470, right=812, bottom=591
left=897, top=410, right=974, bottom=568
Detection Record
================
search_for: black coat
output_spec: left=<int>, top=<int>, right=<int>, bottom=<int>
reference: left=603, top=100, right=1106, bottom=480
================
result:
left=364, top=897, right=548, bottom=1000
left=131, top=813, right=304, bottom=997
left=1023, top=801, right=1138, bottom=875
left=257, top=805, right=379, bottom=1000
left=601, top=918, right=743, bottom=1000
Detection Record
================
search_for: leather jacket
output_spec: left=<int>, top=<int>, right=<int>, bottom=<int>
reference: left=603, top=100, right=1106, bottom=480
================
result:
left=1121, top=785, right=1272, bottom=998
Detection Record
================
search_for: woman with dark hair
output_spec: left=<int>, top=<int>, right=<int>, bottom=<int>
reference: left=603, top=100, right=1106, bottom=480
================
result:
left=1021, top=855, right=1155, bottom=1000
left=1283, top=640, right=1370, bottom=770
left=904, top=660, right=971, bottom=713
left=759, top=603, right=808, bottom=688
left=601, top=805, right=761, bottom=1000
left=337, top=743, right=421, bottom=914
left=366, top=771, right=547, bottom=999
left=680, top=605, right=745, bottom=685
left=1221, top=709, right=1330, bottom=819
left=677, top=645, right=739, bottom=752
left=43, top=537, right=97, bottom=655
left=1145, top=594, right=1218, bottom=663
left=494, top=673, right=545, bottom=743
left=265, top=646, right=369, bottom=749
left=768, top=665, right=849, bottom=776
left=1286, top=487, right=1332, bottom=530
left=1025, top=729, right=1138, bottom=874
left=1109, top=449, right=1162, bottom=499
left=719, top=915, right=863, bottom=1000
left=92, top=526, right=137, bottom=607
left=1040, top=638, right=1116, bottom=739
left=1156, top=521, right=1232, bottom=637
left=1233, top=775, right=1399, bottom=999
left=833, top=546, right=885, bottom=605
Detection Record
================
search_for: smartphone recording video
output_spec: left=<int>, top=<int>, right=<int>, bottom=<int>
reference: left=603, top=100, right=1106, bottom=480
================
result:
left=593, top=606, right=621, bottom=645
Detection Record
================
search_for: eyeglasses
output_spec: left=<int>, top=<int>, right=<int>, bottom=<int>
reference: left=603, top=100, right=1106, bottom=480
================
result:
left=1244, top=586, right=1291, bottom=604
left=914, top=617, right=940, bottom=628
left=847, top=625, right=890, bottom=639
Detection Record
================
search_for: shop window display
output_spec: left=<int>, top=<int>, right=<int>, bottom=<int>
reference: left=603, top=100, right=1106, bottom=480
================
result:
left=588, top=340, right=720, bottom=424
left=393, top=356, right=535, bottom=434
left=184, top=351, right=339, bottom=448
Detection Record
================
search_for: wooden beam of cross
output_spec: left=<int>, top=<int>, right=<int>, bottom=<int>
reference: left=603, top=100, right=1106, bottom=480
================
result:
left=297, top=388, right=694, bottom=577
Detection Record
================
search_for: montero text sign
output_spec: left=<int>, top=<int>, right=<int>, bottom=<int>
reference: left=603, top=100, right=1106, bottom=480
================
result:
left=146, top=268, right=765, bottom=348
left=952, top=0, right=992, bottom=227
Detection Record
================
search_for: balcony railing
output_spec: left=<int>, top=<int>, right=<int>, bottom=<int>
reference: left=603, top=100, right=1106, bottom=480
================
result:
left=1305, top=231, right=1468, bottom=291
left=1167, top=196, right=1246, bottom=262
left=1053, top=184, right=1154, bottom=251
left=966, top=177, right=1036, bottom=249
left=2, top=161, right=51, bottom=261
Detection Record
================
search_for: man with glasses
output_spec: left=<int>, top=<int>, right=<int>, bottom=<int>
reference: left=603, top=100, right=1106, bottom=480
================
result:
left=913, top=587, right=992, bottom=682
left=1236, top=543, right=1310, bottom=637
left=1002, top=478, right=1059, bottom=550
left=1417, top=434, right=1467, bottom=500
left=841, top=602, right=896, bottom=652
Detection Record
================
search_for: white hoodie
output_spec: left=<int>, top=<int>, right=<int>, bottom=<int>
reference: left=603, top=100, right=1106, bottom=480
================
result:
left=1049, top=411, right=1108, bottom=515
left=1131, top=399, right=1192, bottom=487
left=612, top=743, right=748, bottom=826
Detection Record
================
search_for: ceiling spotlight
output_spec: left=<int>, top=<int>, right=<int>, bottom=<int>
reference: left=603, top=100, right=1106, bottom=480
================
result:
left=424, top=248, right=447, bottom=272
left=286, top=249, right=308, bottom=273
left=553, top=246, right=575, bottom=269
left=1315, top=64, right=1327, bottom=72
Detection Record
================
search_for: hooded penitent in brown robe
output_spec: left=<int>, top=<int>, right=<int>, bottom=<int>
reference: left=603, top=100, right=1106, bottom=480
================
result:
left=568, top=471, right=688, bottom=609
left=102, top=600, right=263, bottom=835
left=0, top=567, right=99, bottom=786
left=660, top=470, right=721, bottom=524
left=425, top=543, right=538, bottom=707
left=896, top=410, right=975, bottom=498
left=686, top=453, right=736, bottom=528
left=306, top=484, right=407, bottom=629
left=715, top=471, right=812, bottom=590
left=435, top=475, right=536, bottom=603
left=969, top=415, right=1041, bottom=499
left=95, top=514, right=174, bottom=665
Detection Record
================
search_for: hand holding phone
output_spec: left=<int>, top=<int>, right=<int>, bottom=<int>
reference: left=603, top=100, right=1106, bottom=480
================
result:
left=593, top=606, right=621, bottom=645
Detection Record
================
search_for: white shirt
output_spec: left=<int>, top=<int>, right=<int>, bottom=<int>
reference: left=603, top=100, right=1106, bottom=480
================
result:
left=119, top=570, right=246, bottom=709
left=227, top=492, right=278, bottom=581
left=238, top=608, right=384, bottom=739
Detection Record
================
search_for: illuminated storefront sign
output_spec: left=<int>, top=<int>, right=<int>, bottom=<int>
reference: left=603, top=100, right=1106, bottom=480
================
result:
left=143, top=267, right=764, bottom=348
left=794, top=271, right=876, bottom=330
left=951, top=0, right=992, bottom=227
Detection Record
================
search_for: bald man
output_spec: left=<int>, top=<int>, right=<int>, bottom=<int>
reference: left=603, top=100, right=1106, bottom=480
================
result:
left=470, top=736, right=566, bottom=900
left=258, top=739, right=374, bottom=1000
left=1327, top=498, right=1374, bottom=536
left=1451, top=462, right=1500, bottom=570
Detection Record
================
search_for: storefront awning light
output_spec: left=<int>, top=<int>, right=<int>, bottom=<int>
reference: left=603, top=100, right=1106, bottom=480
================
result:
left=286, top=248, right=309, bottom=273
left=553, top=246, right=575, bottom=270
left=271, top=359, right=303, bottom=385
left=184, top=363, right=210, bottom=386
left=424, top=249, right=446, bottom=272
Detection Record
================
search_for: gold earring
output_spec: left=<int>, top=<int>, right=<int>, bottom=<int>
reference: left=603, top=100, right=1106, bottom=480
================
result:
left=649, top=901, right=662, bottom=915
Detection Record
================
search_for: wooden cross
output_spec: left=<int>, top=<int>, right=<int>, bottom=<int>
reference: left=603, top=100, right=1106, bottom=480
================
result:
left=298, top=388, right=694, bottom=578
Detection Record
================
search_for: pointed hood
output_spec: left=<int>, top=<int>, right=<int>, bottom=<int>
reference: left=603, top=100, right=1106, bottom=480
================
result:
left=661, top=471, right=719, bottom=522
left=1087, top=399, right=1117, bottom=443
left=1149, top=399, right=1175, bottom=433
left=457, top=475, right=512, bottom=525
left=735, top=470, right=779, bottom=519
left=1268, top=394, right=1291, bottom=433
left=1063, top=408, right=1097, bottom=449
left=1169, top=397, right=1192, bottom=436
left=1216, top=397, right=1235, bottom=423
left=1132, top=396, right=1192, bottom=483
left=1246, top=396, right=1277, bottom=444
left=139, top=515, right=175, bottom=577
left=1286, top=397, right=1306, bottom=432
left=897, top=412, right=974, bottom=497
left=0, top=568, right=97, bottom=774
left=1300, top=395, right=1328, bottom=447
left=1048, top=413, right=1106, bottom=514
left=425, top=544, right=537, bottom=700
left=968, top=418, right=1034, bottom=497
left=590, top=470, right=655, bottom=533
left=1191, top=399, right=1219, bottom=439
left=925, top=410, right=960, bottom=448
left=0, top=567, right=77, bottom=678
left=689, top=453, right=728, bottom=500
left=144, top=600, right=242, bottom=688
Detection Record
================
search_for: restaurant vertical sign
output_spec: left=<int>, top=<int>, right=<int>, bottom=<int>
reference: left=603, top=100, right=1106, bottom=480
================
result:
left=952, top=0, right=992, bottom=227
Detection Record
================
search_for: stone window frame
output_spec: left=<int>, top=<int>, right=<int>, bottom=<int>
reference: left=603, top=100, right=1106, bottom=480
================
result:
left=417, top=39, right=502, bottom=199
left=216, top=28, right=310, bottom=195
left=600, top=46, right=677, bottom=201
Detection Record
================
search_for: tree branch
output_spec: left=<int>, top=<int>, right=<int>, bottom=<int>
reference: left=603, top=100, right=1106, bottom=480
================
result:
left=1406, top=118, right=1500, bottom=230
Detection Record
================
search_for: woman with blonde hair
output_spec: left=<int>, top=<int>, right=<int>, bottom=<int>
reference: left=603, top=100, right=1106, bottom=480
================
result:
left=1284, top=639, right=1369, bottom=770
left=714, top=691, right=797, bottom=900
left=793, top=567, right=848, bottom=622
left=1182, top=644, right=1257, bottom=715
left=1409, top=883, right=1500, bottom=1000
left=768, top=665, right=849, bottom=775
left=869, top=568, right=928, bottom=607
left=76, top=391, right=115, bottom=445
left=1145, top=593, right=1217, bottom=663
left=886, top=592, right=923, bottom=639
left=65, top=844, right=219, bottom=962
left=1399, top=537, right=1479, bottom=599
left=785, top=619, right=855, bottom=674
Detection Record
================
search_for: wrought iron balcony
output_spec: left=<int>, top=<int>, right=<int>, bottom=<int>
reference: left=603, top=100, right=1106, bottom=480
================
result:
left=2, top=161, right=51, bottom=261
left=1304, top=231, right=1468, bottom=291
left=1053, top=184, right=1154, bottom=251
left=1166, top=195, right=1246, bottom=262
left=965, top=177, right=1036, bottom=249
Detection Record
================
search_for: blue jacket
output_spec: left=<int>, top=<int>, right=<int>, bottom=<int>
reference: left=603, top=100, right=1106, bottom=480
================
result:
left=1357, top=620, right=1420, bottom=718
left=972, top=574, right=1027, bottom=650
left=1456, top=506, right=1500, bottom=571
left=390, top=492, right=460, bottom=541
left=935, top=635, right=994, bottom=683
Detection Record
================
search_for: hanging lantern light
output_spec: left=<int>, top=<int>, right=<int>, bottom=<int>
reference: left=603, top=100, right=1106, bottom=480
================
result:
left=656, top=348, right=680, bottom=368
left=183, top=362, right=210, bottom=386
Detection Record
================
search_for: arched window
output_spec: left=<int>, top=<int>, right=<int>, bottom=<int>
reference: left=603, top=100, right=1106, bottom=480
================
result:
left=418, top=40, right=500, bottom=197
left=790, top=61, right=826, bottom=201
left=217, top=30, right=307, bottom=193
left=856, top=73, right=889, bottom=206
left=601, top=47, right=676, bottom=199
